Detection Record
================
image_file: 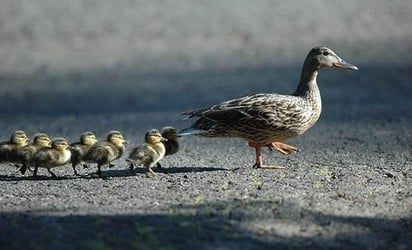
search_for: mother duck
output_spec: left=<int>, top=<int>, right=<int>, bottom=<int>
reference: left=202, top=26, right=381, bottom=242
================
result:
left=179, top=46, right=358, bottom=169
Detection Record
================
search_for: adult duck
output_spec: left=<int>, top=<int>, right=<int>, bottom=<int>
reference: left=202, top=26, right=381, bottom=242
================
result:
left=179, top=46, right=358, bottom=169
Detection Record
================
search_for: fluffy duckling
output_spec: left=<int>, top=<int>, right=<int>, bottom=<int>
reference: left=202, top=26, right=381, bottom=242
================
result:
left=82, top=130, right=127, bottom=178
left=70, top=131, right=98, bottom=175
left=16, top=133, right=51, bottom=175
left=156, top=126, right=180, bottom=168
left=127, top=129, right=167, bottom=177
left=0, top=130, right=30, bottom=164
left=32, top=137, right=72, bottom=178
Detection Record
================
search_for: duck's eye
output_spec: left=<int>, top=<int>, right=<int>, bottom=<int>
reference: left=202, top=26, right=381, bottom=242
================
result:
left=323, top=51, right=330, bottom=56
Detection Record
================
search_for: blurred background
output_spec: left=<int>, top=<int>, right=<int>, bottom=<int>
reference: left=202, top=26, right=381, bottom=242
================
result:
left=0, top=0, right=411, bottom=136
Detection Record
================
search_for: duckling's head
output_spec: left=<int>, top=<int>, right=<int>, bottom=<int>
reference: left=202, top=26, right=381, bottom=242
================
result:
left=80, top=131, right=97, bottom=146
left=33, top=133, right=51, bottom=147
left=107, top=130, right=128, bottom=147
left=145, top=129, right=167, bottom=144
left=160, top=126, right=177, bottom=140
left=51, top=138, right=70, bottom=151
left=10, top=130, right=30, bottom=146
left=305, top=47, right=358, bottom=71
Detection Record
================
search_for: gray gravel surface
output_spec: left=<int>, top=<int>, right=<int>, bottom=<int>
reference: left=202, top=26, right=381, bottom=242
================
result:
left=0, top=1, right=411, bottom=250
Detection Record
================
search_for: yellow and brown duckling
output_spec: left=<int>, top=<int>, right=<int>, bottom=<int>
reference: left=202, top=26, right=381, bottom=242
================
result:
left=70, top=131, right=98, bottom=176
left=82, top=130, right=127, bottom=178
left=16, top=133, right=51, bottom=175
left=0, top=130, right=30, bottom=164
left=155, top=126, right=180, bottom=168
left=32, top=137, right=72, bottom=178
left=180, top=46, right=358, bottom=169
left=127, top=129, right=167, bottom=177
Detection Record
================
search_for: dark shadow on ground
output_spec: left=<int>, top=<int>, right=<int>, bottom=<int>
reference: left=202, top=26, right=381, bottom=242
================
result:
left=0, top=166, right=230, bottom=181
left=0, top=199, right=410, bottom=250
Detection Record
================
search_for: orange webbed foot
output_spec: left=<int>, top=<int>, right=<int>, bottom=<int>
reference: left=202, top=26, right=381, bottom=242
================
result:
left=267, top=142, right=299, bottom=155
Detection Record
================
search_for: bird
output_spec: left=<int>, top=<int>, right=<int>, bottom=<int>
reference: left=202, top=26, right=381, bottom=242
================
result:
left=16, top=133, right=51, bottom=175
left=70, top=131, right=98, bottom=175
left=179, top=46, right=358, bottom=169
left=126, top=129, right=167, bottom=177
left=32, top=137, right=72, bottom=178
left=156, top=126, right=180, bottom=168
left=82, top=130, right=127, bottom=178
left=0, top=130, right=30, bottom=165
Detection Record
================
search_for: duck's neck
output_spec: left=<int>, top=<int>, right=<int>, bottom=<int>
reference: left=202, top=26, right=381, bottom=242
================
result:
left=293, top=65, right=322, bottom=123
left=293, top=65, right=319, bottom=98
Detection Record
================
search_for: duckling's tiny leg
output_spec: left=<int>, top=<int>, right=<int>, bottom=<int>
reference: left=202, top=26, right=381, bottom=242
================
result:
left=33, top=166, right=39, bottom=177
left=145, top=165, right=156, bottom=177
left=129, top=163, right=136, bottom=175
left=97, top=164, right=103, bottom=178
left=19, top=164, right=28, bottom=175
left=72, top=164, right=80, bottom=176
left=48, top=169, right=57, bottom=178
left=249, top=143, right=285, bottom=169
left=267, top=142, right=298, bottom=155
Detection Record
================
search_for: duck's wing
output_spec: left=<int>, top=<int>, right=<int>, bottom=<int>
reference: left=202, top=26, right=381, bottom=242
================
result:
left=127, top=145, right=154, bottom=162
left=180, top=93, right=306, bottom=135
left=82, top=143, right=110, bottom=164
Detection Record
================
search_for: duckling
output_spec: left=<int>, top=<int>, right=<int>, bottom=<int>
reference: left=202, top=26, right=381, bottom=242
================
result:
left=127, top=129, right=167, bottom=177
left=70, top=131, right=98, bottom=176
left=0, top=130, right=30, bottom=164
left=156, top=126, right=180, bottom=168
left=82, top=130, right=127, bottom=178
left=32, top=137, right=72, bottom=178
left=16, top=133, right=51, bottom=175
left=180, top=46, right=358, bottom=169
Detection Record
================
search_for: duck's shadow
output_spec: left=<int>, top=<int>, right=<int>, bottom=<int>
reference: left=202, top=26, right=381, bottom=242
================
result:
left=0, top=166, right=231, bottom=181
left=97, top=165, right=231, bottom=178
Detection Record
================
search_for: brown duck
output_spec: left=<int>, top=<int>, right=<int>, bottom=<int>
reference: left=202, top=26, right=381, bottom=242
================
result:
left=32, top=137, right=72, bottom=178
left=179, top=46, right=358, bottom=169
left=16, top=133, right=51, bottom=175
left=70, top=131, right=98, bottom=175
left=82, top=130, right=127, bottom=178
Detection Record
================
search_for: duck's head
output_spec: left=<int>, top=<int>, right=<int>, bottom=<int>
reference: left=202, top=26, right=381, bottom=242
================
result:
left=33, top=133, right=51, bottom=147
left=80, top=131, right=98, bottom=146
left=160, top=126, right=178, bottom=140
left=10, top=130, right=30, bottom=146
left=145, top=129, right=167, bottom=144
left=305, top=46, right=358, bottom=71
left=107, top=130, right=128, bottom=146
left=51, top=138, right=70, bottom=151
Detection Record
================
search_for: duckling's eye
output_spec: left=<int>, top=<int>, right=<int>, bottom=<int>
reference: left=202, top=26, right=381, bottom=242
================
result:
left=323, top=51, right=330, bottom=56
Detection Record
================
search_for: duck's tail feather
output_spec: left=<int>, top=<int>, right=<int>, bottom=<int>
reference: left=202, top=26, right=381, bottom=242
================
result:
left=177, top=128, right=206, bottom=136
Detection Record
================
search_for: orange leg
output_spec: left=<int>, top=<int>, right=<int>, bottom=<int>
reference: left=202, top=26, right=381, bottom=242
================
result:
left=248, top=142, right=285, bottom=169
left=266, top=142, right=298, bottom=155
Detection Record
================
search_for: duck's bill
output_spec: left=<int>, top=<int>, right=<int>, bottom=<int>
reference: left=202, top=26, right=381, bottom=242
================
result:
left=334, top=59, right=358, bottom=70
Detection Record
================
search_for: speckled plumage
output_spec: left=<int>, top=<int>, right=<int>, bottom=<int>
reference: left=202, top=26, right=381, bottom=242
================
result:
left=0, top=130, right=30, bottom=164
left=180, top=46, right=358, bottom=168
left=82, top=130, right=127, bottom=178
left=127, top=129, right=167, bottom=176
left=70, top=131, right=98, bottom=175
left=32, top=137, right=72, bottom=178
left=16, top=133, right=51, bottom=175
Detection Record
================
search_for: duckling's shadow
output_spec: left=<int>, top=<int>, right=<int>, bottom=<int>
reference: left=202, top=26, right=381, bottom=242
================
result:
left=80, top=165, right=231, bottom=179
left=0, top=174, right=80, bottom=181
left=154, top=166, right=231, bottom=174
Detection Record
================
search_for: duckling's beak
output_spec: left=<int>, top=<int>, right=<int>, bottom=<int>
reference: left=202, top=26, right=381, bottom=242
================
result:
left=123, top=140, right=129, bottom=145
left=161, top=137, right=168, bottom=142
left=334, top=58, right=358, bottom=71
